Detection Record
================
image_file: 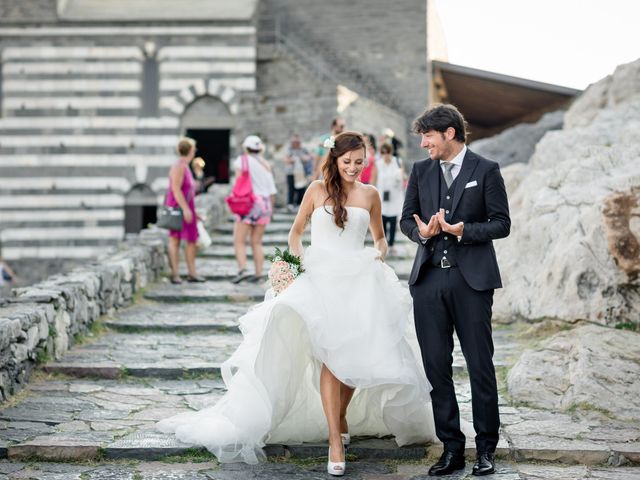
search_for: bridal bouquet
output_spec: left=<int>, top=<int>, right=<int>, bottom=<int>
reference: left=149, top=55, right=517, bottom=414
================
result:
left=266, top=247, right=304, bottom=295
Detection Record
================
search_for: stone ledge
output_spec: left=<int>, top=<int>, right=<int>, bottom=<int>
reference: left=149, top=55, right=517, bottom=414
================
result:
left=0, top=230, right=168, bottom=404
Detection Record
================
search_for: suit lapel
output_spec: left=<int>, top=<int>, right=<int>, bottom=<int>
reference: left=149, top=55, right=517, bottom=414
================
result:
left=451, top=149, right=478, bottom=216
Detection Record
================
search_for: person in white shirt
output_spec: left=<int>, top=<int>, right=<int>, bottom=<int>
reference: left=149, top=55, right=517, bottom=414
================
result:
left=231, top=135, right=277, bottom=283
left=376, top=143, right=405, bottom=254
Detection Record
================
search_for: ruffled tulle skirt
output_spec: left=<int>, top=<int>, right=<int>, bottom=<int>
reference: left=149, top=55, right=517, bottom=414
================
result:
left=157, top=245, right=435, bottom=463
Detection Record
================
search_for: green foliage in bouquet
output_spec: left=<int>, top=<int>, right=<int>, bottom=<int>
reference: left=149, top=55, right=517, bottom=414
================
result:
left=266, top=247, right=305, bottom=273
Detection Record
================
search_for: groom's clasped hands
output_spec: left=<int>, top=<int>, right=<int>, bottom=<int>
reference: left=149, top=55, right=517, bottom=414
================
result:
left=413, top=209, right=464, bottom=240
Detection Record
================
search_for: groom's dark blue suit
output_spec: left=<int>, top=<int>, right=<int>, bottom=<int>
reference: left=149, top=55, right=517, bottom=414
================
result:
left=400, top=148, right=510, bottom=454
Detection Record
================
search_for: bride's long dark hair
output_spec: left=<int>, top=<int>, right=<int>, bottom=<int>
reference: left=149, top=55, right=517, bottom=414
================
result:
left=321, top=131, right=366, bottom=229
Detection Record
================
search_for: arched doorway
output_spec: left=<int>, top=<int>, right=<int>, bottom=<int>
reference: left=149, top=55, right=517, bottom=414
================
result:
left=124, top=184, right=158, bottom=234
left=181, top=95, right=236, bottom=184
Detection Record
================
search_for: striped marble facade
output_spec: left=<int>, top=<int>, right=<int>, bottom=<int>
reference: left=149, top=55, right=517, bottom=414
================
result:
left=0, top=24, right=256, bottom=260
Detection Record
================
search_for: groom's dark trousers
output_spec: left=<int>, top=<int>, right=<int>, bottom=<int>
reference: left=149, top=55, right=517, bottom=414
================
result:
left=400, top=149, right=510, bottom=454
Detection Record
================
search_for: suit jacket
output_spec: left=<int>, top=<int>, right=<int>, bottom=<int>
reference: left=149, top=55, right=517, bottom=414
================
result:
left=400, top=148, right=510, bottom=290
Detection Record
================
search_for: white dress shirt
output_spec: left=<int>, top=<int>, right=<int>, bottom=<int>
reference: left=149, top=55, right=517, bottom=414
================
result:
left=439, top=145, right=467, bottom=181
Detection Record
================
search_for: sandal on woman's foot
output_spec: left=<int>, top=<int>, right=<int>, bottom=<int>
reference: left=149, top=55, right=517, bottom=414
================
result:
left=186, top=275, right=206, bottom=283
left=170, top=276, right=182, bottom=285
left=231, top=269, right=250, bottom=284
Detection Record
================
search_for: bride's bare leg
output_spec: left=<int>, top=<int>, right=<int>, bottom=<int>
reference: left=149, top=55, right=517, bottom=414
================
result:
left=339, top=384, right=355, bottom=434
left=320, top=364, right=345, bottom=462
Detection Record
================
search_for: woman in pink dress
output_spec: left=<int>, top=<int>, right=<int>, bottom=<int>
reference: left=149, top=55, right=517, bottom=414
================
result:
left=359, top=133, right=378, bottom=185
left=166, top=137, right=205, bottom=284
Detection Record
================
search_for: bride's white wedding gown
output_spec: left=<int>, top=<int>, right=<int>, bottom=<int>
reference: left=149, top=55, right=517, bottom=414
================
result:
left=157, top=206, right=435, bottom=463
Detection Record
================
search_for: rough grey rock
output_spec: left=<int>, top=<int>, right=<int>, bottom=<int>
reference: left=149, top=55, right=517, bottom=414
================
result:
left=507, top=325, right=640, bottom=420
left=469, top=110, right=564, bottom=167
left=565, top=59, right=640, bottom=129
left=494, top=58, right=640, bottom=325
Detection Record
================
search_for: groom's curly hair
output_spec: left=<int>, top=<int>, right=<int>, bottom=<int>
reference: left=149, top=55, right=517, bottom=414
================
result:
left=321, top=131, right=366, bottom=230
left=412, top=103, right=468, bottom=143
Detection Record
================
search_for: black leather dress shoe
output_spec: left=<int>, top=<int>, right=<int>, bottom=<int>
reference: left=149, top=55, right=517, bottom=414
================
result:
left=428, top=450, right=465, bottom=476
left=472, top=452, right=495, bottom=476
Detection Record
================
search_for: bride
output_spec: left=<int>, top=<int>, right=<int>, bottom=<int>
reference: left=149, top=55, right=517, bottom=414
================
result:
left=157, top=131, right=435, bottom=476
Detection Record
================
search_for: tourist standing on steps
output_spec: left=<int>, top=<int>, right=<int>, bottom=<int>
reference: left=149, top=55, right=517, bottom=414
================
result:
left=284, top=134, right=313, bottom=212
left=191, top=156, right=215, bottom=195
left=166, top=137, right=205, bottom=285
left=376, top=143, right=405, bottom=255
left=381, top=127, right=404, bottom=159
left=231, top=135, right=277, bottom=284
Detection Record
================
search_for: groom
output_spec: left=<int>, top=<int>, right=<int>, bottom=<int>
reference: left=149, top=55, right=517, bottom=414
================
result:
left=400, top=104, right=510, bottom=476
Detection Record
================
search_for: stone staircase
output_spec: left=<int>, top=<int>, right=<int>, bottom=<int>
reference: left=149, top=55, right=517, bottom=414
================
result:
left=259, top=15, right=410, bottom=118
left=0, top=211, right=638, bottom=479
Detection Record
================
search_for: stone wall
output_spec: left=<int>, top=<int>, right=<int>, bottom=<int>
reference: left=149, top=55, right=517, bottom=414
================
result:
left=0, top=229, right=167, bottom=402
left=261, top=0, right=427, bottom=160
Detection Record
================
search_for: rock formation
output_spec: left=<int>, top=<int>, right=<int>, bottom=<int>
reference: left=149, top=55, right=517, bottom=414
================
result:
left=507, top=325, right=640, bottom=420
left=493, top=58, right=640, bottom=326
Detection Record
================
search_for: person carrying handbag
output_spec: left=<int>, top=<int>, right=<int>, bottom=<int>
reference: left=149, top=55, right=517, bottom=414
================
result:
left=165, top=137, right=205, bottom=284
left=230, top=135, right=277, bottom=284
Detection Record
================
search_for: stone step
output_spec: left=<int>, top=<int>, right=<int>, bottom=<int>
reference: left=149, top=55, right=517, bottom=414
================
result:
left=104, top=302, right=249, bottom=332
left=214, top=219, right=409, bottom=237
left=209, top=233, right=309, bottom=247
left=1, top=461, right=638, bottom=480
left=183, top=257, right=414, bottom=282
left=178, top=258, right=269, bottom=281
left=144, top=280, right=267, bottom=303
left=42, top=331, right=242, bottom=379
left=199, top=243, right=417, bottom=261
left=209, top=232, right=411, bottom=248
left=214, top=221, right=294, bottom=234
left=2, top=377, right=638, bottom=466
left=104, top=434, right=426, bottom=462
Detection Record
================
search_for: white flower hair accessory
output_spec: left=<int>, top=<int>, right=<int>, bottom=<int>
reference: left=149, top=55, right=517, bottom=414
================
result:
left=323, top=136, right=336, bottom=149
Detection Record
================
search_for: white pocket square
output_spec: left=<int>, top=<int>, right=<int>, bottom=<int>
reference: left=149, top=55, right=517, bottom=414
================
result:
left=465, top=180, right=478, bottom=189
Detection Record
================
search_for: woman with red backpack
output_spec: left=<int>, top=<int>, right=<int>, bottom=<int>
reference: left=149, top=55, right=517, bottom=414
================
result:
left=228, top=135, right=277, bottom=283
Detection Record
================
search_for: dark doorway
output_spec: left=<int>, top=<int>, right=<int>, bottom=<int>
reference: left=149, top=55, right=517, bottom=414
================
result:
left=186, top=129, right=231, bottom=184
left=124, top=184, right=158, bottom=234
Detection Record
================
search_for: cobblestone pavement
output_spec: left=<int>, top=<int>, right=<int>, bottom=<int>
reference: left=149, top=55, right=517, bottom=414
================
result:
left=1, top=211, right=638, bottom=479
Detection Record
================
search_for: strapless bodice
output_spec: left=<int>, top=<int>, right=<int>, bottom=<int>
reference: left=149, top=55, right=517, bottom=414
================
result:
left=310, top=206, right=370, bottom=252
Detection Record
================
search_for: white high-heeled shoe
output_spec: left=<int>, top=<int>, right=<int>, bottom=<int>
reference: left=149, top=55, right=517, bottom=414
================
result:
left=341, top=433, right=351, bottom=446
left=327, top=445, right=346, bottom=476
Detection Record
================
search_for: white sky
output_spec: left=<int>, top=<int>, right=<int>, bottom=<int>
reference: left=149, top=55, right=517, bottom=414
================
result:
left=433, top=0, right=640, bottom=90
